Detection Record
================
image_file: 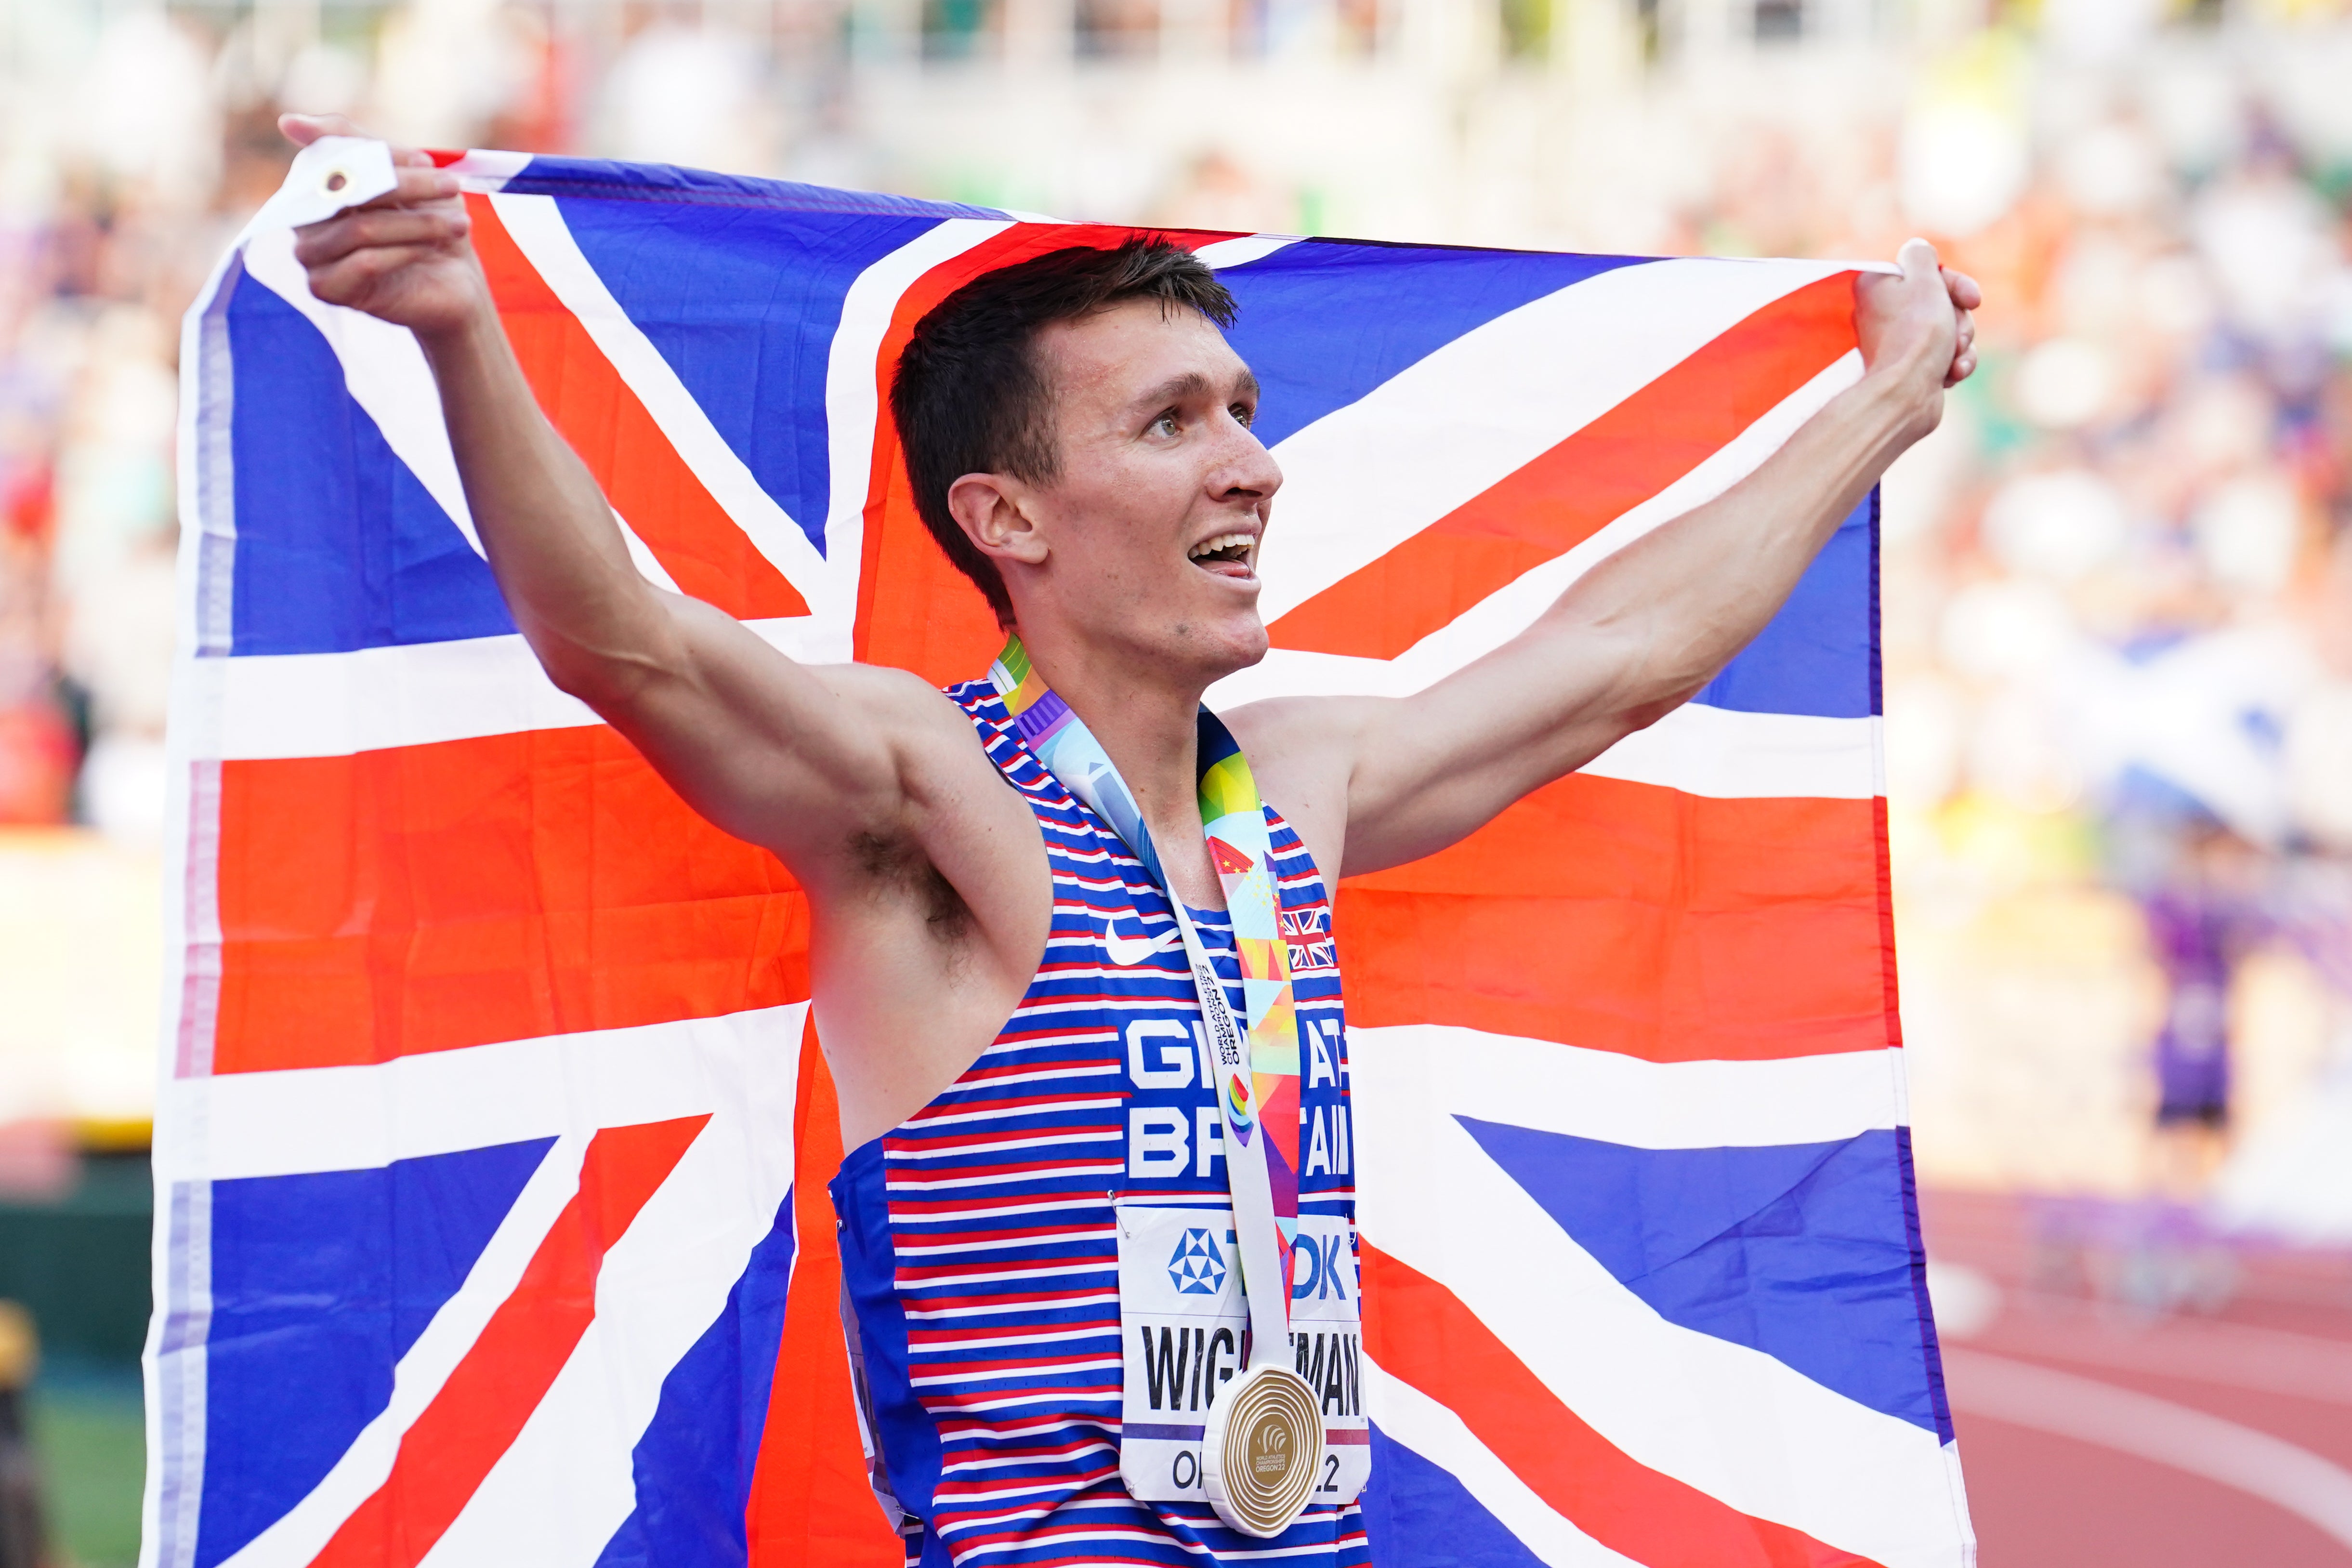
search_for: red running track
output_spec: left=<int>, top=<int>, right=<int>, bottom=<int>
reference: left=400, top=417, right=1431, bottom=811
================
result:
left=1923, top=1189, right=2352, bottom=1567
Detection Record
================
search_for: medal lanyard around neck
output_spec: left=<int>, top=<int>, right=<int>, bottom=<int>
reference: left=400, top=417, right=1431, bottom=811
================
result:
left=990, top=635, right=1303, bottom=1371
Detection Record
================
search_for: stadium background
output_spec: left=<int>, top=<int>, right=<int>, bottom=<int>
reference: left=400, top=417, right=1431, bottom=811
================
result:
left=0, top=0, right=2349, bottom=1562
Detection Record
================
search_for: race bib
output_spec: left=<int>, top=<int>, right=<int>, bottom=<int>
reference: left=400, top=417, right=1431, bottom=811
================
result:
left=1116, top=1203, right=1369, bottom=1506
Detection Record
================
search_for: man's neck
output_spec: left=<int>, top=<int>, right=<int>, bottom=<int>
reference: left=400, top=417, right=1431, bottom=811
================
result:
left=1013, top=623, right=1222, bottom=901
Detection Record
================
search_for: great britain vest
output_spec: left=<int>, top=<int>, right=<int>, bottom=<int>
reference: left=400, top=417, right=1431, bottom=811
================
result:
left=830, top=679, right=1370, bottom=1568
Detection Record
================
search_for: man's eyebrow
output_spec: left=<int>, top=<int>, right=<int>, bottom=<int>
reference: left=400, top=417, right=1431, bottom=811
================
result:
left=1132, top=370, right=1215, bottom=410
left=1133, top=369, right=1261, bottom=410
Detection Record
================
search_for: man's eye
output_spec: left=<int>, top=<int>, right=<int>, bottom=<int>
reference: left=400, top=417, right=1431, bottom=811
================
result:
left=1231, top=403, right=1255, bottom=428
left=1151, top=412, right=1180, bottom=437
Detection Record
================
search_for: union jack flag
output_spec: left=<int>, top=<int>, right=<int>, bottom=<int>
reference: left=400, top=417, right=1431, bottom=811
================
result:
left=148, top=145, right=1975, bottom=1568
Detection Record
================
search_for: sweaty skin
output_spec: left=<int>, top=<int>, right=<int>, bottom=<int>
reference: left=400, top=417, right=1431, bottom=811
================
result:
left=280, top=114, right=1980, bottom=1149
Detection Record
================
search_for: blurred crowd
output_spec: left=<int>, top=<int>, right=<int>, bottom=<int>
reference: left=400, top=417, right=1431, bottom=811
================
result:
left=1861, top=20, right=2352, bottom=1234
left=1, top=0, right=2349, bottom=1223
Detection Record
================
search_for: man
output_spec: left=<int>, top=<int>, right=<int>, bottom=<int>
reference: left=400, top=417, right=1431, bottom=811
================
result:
left=281, top=113, right=1976, bottom=1566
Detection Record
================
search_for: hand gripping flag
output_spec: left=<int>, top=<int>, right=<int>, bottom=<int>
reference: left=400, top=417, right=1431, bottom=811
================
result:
left=148, top=143, right=1976, bottom=1568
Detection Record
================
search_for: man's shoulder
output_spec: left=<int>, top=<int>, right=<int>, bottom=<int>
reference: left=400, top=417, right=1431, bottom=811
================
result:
left=823, top=662, right=1020, bottom=801
left=1219, top=693, right=1382, bottom=889
left=1221, top=692, right=1381, bottom=756
left=783, top=663, right=999, bottom=790
left=820, top=660, right=986, bottom=725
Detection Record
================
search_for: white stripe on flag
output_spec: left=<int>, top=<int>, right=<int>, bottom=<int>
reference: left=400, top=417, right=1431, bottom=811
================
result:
left=1581, top=705, right=1877, bottom=800
left=1364, top=1367, right=1642, bottom=1567
left=1251, top=256, right=1859, bottom=625
left=1353, top=1099, right=1971, bottom=1568
left=206, top=631, right=592, bottom=760
left=445, top=149, right=533, bottom=191
left=197, top=628, right=1870, bottom=798
left=1348, top=1026, right=1904, bottom=1152
left=192, top=618, right=817, bottom=763
left=1194, top=234, right=1303, bottom=270
left=157, top=1003, right=808, bottom=1183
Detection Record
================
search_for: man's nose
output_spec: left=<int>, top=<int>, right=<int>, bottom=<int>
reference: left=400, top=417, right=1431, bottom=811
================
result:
left=1213, top=415, right=1283, bottom=501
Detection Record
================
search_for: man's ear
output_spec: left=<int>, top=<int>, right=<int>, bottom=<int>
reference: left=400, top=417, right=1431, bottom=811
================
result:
left=947, top=473, right=1048, bottom=567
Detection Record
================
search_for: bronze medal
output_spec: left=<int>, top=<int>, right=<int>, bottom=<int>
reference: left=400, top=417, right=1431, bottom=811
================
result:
left=1201, top=1361, right=1324, bottom=1538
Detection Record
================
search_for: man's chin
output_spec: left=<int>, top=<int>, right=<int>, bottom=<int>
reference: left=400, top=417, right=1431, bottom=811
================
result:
left=1230, top=628, right=1270, bottom=672
left=1144, top=614, right=1267, bottom=691
left=1205, top=614, right=1270, bottom=675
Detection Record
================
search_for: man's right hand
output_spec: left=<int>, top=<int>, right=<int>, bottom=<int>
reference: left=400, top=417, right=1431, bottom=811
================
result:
left=282, top=113, right=487, bottom=343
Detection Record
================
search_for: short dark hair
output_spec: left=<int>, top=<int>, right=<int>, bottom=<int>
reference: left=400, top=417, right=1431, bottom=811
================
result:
left=890, top=237, right=1239, bottom=626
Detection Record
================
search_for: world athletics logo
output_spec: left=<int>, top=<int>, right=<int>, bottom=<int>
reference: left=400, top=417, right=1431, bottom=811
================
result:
left=1168, top=1227, right=1227, bottom=1295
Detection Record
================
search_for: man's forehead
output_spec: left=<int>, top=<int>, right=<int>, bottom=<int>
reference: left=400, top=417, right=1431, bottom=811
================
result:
left=1036, top=299, right=1251, bottom=405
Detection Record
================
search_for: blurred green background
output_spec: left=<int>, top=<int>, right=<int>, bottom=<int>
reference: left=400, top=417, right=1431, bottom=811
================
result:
left=2, top=1150, right=149, bottom=1568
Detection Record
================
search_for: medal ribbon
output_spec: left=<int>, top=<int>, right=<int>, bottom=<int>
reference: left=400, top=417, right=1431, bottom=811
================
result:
left=990, top=635, right=1303, bottom=1369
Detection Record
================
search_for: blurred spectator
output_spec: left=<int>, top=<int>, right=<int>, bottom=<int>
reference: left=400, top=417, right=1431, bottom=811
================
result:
left=596, top=12, right=777, bottom=172
left=2139, top=820, right=2264, bottom=1189
left=0, top=1299, right=46, bottom=1568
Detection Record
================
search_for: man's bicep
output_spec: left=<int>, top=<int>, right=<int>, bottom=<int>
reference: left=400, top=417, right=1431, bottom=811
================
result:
left=1332, top=633, right=1641, bottom=876
left=607, top=596, right=928, bottom=869
left=1324, top=692, right=1513, bottom=877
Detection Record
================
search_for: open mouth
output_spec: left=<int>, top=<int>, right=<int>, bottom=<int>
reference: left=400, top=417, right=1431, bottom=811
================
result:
left=1187, top=532, right=1256, bottom=575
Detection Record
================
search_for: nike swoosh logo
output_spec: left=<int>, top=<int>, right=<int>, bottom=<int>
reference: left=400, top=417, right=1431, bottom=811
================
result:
left=1103, top=923, right=1181, bottom=967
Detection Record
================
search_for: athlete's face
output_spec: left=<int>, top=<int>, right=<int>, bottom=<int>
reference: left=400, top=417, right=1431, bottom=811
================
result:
left=966, top=298, right=1282, bottom=685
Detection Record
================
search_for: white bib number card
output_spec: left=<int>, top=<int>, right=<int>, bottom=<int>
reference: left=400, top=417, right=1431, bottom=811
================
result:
left=1116, top=1204, right=1369, bottom=1508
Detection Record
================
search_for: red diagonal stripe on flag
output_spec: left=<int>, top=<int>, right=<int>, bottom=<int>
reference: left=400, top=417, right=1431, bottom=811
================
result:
left=308, top=1114, right=712, bottom=1568
left=1360, top=1241, right=1880, bottom=1568
left=1269, top=271, right=1859, bottom=660
left=466, top=193, right=811, bottom=620
left=211, top=730, right=806, bottom=1074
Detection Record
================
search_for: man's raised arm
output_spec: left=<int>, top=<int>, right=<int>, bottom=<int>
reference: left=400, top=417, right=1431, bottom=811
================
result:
left=1234, top=240, right=1979, bottom=878
left=277, top=117, right=989, bottom=890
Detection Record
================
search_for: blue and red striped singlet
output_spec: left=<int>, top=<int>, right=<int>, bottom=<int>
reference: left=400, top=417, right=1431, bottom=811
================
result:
left=831, top=679, right=1370, bottom=1568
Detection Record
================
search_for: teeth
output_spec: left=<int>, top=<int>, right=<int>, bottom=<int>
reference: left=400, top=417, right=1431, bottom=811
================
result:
left=1187, top=532, right=1254, bottom=561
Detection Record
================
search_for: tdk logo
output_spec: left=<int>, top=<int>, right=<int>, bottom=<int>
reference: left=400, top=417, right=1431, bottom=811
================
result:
left=1289, top=1231, right=1351, bottom=1302
left=1168, top=1228, right=1227, bottom=1295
